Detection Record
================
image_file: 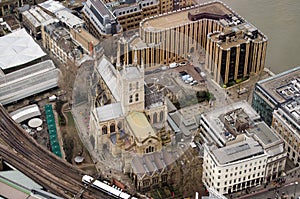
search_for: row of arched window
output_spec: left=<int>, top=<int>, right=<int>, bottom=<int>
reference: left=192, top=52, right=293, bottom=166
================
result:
left=101, top=121, right=123, bottom=135
left=152, top=111, right=164, bottom=123
left=129, top=82, right=139, bottom=91
left=129, top=93, right=139, bottom=103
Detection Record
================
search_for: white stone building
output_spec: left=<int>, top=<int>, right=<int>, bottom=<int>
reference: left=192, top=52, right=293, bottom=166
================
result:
left=200, top=101, right=286, bottom=195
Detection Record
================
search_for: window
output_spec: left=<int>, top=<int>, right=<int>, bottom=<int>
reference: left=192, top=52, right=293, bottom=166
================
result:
left=145, top=146, right=154, bottom=153
left=110, top=123, right=115, bottom=133
left=160, top=111, right=164, bottom=122
left=162, top=174, right=167, bottom=182
left=153, top=177, right=159, bottom=184
left=102, top=125, right=107, bottom=134
left=143, top=179, right=150, bottom=187
left=135, top=93, right=139, bottom=101
left=129, top=95, right=133, bottom=103
left=153, top=112, right=157, bottom=123
left=129, top=83, right=132, bottom=91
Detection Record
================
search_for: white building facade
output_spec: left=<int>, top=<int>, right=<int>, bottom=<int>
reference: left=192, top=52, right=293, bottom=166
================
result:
left=200, top=101, right=287, bottom=196
left=203, top=137, right=267, bottom=195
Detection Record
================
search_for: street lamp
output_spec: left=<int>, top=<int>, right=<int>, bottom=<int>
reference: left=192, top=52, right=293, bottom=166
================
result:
left=294, top=181, right=298, bottom=199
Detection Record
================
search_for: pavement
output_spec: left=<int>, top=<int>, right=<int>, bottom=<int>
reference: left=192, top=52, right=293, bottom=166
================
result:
left=226, top=167, right=300, bottom=199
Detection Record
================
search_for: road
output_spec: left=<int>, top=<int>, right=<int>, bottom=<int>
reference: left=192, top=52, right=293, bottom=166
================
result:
left=239, top=181, right=300, bottom=199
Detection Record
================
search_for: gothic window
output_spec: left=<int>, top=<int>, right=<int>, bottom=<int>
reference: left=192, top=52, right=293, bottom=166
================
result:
left=129, top=95, right=133, bottom=103
left=136, top=82, right=139, bottom=89
left=143, top=179, right=150, bottom=187
left=159, top=111, right=164, bottom=122
left=153, top=112, right=157, bottom=123
left=162, top=174, right=167, bottom=183
left=110, top=123, right=115, bottom=133
left=135, top=93, right=139, bottom=101
left=145, top=146, right=154, bottom=153
left=129, top=83, right=132, bottom=91
left=102, top=125, right=107, bottom=134
left=153, top=177, right=159, bottom=184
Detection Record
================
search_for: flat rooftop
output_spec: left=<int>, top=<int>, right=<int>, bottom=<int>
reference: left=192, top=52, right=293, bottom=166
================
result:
left=141, top=1, right=232, bottom=31
left=281, top=97, right=300, bottom=125
left=201, top=100, right=260, bottom=145
left=256, top=66, right=300, bottom=105
left=247, top=122, right=280, bottom=147
left=55, top=10, right=84, bottom=28
left=212, top=137, right=265, bottom=164
left=73, top=28, right=100, bottom=46
left=38, top=0, right=67, bottom=14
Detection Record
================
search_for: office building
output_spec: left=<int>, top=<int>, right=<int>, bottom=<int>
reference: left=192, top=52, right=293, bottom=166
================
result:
left=82, top=0, right=196, bottom=39
left=251, top=67, right=300, bottom=165
left=117, top=1, right=267, bottom=86
left=22, top=6, right=55, bottom=39
left=38, top=0, right=85, bottom=29
left=42, top=22, right=77, bottom=63
left=108, top=0, right=160, bottom=31
left=272, top=99, right=300, bottom=166
left=200, top=101, right=286, bottom=195
left=252, top=66, right=300, bottom=126
left=0, top=0, right=46, bottom=17
left=81, top=0, right=122, bottom=39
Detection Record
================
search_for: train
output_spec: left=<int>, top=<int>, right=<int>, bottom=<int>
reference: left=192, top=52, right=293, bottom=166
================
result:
left=82, top=175, right=138, bottom=199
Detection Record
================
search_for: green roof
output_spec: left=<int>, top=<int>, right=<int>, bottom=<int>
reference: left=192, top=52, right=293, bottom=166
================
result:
left=44, top=104, right=62, bottom=158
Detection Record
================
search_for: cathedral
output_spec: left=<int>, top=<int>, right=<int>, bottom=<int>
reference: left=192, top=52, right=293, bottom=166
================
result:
left=88, top=51, right=171, bottom=168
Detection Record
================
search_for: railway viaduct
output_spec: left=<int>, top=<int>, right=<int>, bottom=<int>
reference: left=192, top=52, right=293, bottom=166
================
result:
left=0, top=105, right=110, bottom=198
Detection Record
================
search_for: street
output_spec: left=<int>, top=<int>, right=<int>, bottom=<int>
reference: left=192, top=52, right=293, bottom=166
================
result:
left=239, top=181, right=300, bottom=199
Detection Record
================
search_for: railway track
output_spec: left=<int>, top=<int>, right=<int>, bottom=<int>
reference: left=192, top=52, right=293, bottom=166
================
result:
left=0, top=105, right=109, bottom=198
